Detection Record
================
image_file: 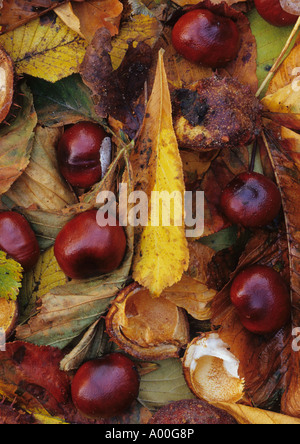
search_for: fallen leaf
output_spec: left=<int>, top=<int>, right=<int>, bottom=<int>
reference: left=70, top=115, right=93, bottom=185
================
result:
left=0, top=0, right=84, bottom=34
left=0, top=13, right=87, bottom=82
left=213, top=402, right=300, bottom=424
left=18, top=247, right=68, bottom=323
left=0, top=82, right=37, bottom=195
left=0, top=341, right=70, bottom=417
left=5, top=125, right=77, bottom=210
left=56, top=0, right=123, bottom=43
left=27, top=74, right=102, bottom=127
left=0, top=251, right=23, bottom=301
left=131, top=49, right=189, bottom=297
left=262, top=121, right=300, bottom=418
left=80, top=26, right=152, bottom=138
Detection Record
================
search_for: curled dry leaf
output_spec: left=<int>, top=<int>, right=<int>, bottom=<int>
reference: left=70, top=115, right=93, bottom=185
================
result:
left=0, top=82, right=37, bottom=196
left=56, top=0, right=123, bottom=43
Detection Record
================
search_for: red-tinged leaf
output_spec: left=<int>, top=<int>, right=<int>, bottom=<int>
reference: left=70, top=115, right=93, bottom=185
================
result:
left=0, top=341, right=70, bottom=416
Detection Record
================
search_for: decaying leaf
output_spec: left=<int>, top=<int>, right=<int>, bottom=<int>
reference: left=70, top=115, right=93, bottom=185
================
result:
left=80, top=26, right=152, bottom=138
left=131, top=49, right=189, bottom=297
left=0, top=341, right=70, bottom=416
left=0, top=13, right=87, bottom=82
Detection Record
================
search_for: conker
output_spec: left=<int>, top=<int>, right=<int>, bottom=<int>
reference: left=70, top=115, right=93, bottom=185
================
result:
left=57, top=121, right=108, bottom=189
left=54, top=209, right=127, bottom=280
left=220, top=172, right=282, bottom=228
left=230, top=265, right=291, bottom=335
left=254, top=0, right=298, bottom=27
left=0, top=211, right=40, bottom=272
left=71, top=353, right=140, bottom=418
left=171, top=9, right=240, bottom=68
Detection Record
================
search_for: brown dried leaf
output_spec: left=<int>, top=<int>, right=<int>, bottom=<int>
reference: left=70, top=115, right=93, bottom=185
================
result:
left=262, top=121, right=300, bottom=418
left=80, top=27, right=152, bottom=138
left=56, top=0, right=123, bottom=43
left=0, top=0, right=84, bottom=34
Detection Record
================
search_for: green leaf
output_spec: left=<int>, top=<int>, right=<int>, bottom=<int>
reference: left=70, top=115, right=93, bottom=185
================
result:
left=248, top=9, right=296, bottom=94
left=139, top=358, right=195, bottom=411
left=27, top=74, right=102, bottom=127
left=0, top=251, right=23, bottom=301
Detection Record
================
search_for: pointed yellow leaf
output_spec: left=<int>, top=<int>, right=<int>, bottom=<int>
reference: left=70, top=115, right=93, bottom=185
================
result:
left=132, top=49, right=189, bottom=297
left=0, top=15, right=88, bottom=82
left=213, top=402, right=300, bottom=425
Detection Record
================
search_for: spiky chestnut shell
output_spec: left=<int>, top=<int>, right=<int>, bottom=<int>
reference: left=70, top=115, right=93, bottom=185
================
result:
left=172, top=76, right=263, bottom=152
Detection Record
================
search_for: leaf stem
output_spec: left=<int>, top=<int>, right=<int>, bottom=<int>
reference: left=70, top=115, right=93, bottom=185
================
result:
left=256, top=16, right=300, bottom=98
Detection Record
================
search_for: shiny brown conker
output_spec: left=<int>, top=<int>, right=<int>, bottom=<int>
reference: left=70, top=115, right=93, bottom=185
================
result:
left=0, top=211, right=40, bottom=272
left=57, top=122, right=108, bottom=189
left=171, top=9, right=240, bottom=68
left=54, top=209, right=127, bottom=280
left=230, top=265, right=291, bottom=335
left=71, top=353, right=140, bottom=419
left=220, top=172, right=282, bottom=228
left=254, top=0, right=298, bottom=27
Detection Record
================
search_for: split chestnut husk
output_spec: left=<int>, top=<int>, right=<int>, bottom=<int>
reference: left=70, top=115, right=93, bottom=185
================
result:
left=182, top=332, right=245, bottom=404
left=105, top=282, right=190, bottom=361
left=0, top=45, right=14, bottom=124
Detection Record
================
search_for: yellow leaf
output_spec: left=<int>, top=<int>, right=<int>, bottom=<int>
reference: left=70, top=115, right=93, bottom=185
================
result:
left=132, top=49, right=189, bottom=297
left=262, top=82, right=300, bottom=114
left=213, top=402, right=300, bottom=425
left=0, top=15, right=87, bottom=82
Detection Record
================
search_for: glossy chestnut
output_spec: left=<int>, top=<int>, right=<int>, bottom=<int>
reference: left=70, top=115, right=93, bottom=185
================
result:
left=220, top=172, right=282, bottom=228
left=254, top=0, right=298, bottom=27
left=230, top=265, right=291, bottom=335
left=57, top=122, right=108, bottom=189
left=0, top=211, right=40, bottom=272
left=171, top=9, right=240, bottom=68
left=54, top=209, right=127, bottom=280
left=71, top=353, right=140, bottom=418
